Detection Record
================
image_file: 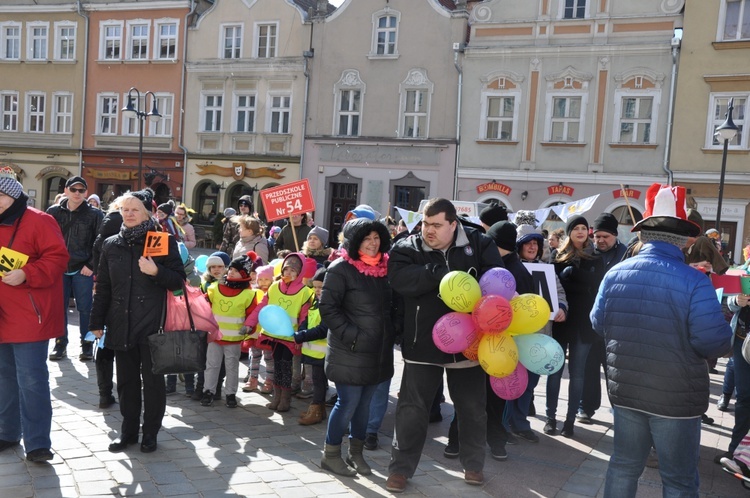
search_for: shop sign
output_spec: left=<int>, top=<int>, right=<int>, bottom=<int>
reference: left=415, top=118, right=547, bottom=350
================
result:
left=88, top=169, right=138, bottom=181
left=196, top=162, right=286, bottom=179
left=612, top=188, right=641, bottom=200
left=476, top=182, right=511, bottom=195
left=547, top=184, right=574, bottom=196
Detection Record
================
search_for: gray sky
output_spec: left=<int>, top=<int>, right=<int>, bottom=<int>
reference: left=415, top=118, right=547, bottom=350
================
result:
left=330, top=0, right=345, bottom=6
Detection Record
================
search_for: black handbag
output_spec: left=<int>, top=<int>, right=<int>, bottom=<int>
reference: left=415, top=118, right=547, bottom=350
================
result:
left=148, top=285, right=208, bottom=375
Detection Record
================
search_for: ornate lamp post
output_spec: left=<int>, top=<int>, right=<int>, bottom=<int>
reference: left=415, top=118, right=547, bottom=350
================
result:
left=714, top=98, right=739, bottom=231
left=120, top=87, right=161, bottom=189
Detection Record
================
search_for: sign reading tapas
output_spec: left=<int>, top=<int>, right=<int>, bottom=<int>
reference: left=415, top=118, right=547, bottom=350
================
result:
left=260, top=179, right=316, bottom=222
left=547, top=184, right=574, bottom=196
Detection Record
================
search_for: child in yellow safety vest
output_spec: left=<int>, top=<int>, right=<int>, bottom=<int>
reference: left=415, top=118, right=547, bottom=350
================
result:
left=245, top=253, right=315, bottom=413
left=200, top=251, right=259, bottom=409
left=241, top=264, right=275, bottom=394
left=294, top=266, right=330, bottom=425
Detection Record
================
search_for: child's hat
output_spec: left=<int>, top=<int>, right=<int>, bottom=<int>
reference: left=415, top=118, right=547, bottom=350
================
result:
left=228, top=251, right=258, bottom=281
left=255, top=264, right=274, bottom=281
left=206, top=251, right=230, bottom=268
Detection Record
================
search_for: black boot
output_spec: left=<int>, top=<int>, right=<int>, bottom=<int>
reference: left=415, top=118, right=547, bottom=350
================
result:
left=95, top=347, right=116, bottom=408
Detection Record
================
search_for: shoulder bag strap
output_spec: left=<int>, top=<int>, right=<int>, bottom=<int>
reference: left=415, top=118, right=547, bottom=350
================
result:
left=181, top=282, right=197, bottom=332
left=158, top=290, right=167, bottom=335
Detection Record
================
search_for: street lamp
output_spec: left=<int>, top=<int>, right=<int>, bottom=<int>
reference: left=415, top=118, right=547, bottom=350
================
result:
left=121, top=87, right=161, bottom=189
left=714, top=98, right=739, bottom=231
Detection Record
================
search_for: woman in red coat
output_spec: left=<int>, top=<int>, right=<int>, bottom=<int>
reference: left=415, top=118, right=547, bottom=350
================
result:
left=0, top=168, right=69, bottom=462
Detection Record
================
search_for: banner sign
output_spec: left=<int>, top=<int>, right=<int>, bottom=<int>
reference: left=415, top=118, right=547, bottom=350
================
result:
left=260, top=179, right=316, bottom=222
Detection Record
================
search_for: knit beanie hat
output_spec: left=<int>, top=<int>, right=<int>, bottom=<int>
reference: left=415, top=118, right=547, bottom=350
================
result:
left=593, top=213, right=618, bottom=236
left=486, top=221, right=517, bottom=251
left=516, top=224, right=544, bottom=247
left=0, top=167, right=23, bottom=199
left=206, top=251, right=230, bottom=268
left=313, top=266, right=327, bottom=283
left=223, top=207, right=236, bottom=218
left=270, top=225, right=281, bottom=235
left=479, top=202, right=508, bottom=227
left=228, top=251, right=257, bottom=281
left=302, top=255, right=318, bottom=279
left=130, top=188, right=155, bottom=213
left=308, top=226, right=329, bottom=246
left=255, top=264, right=274, bottom=281
left=282, top=253, right=304, bottom=275
left=157, top=202, right=173, bottom=216
left=566, top=215, right=589, bottom=235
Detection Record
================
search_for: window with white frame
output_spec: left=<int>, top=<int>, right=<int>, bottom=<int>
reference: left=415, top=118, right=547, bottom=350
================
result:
left=150, top=94, right=173, bottom=137
left=372, top=12, right=399, bottom=56
left=26, top=93, right=45, bottom=133
left=155, top=20, right=178, bottom=59
left=337, top=90, right=361, bottom=136
left=202, top=93, right=223, bottom=132
left=613, top=90, right=659, bottom=144
left=52, top=93, right=73, bottom=134
left=98, top=94, right=118, bottom=135
left=256, top=23, right=277, bottom=58
left=707, top=94, right=747, bottom=148
left=27, top=22, right=49, bottom=60
left=1, top=92, right=19, bottom=131
left=222, top=25, right=242, bottom=59
left=481, top=81, right=521, bottom=141
left=101, top=22, right=122, bottom=60
left=269, top=94, right=291, bottom=134
left=722, top=0, right=750, bottom=41
left=128, top=21, right=149, bottom=60
left=562, top=0, right=587, bottom=19
left=548, top=96, right=583, bottom=142
left=1, top=23, right=21, bottom=60
left=234, top=93, right=256, bottom=133
left=55, top=22, right=76, bottom=61
left=399, top=69, right=432, bottom=139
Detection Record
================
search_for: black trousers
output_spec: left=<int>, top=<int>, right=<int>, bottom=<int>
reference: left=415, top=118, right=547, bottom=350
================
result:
left=448, top=374, right=509, bottom=450
left=580, top=338, right=606, bottom=416
left=95, top=346, right=115, bottom=397
left=114, top=343, right=166, bottom=437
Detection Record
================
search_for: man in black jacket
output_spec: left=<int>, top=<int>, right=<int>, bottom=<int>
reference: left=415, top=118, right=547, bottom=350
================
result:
left=385, top=198, right=504, bottom=493
left=47, top=176, right=103, bottom=361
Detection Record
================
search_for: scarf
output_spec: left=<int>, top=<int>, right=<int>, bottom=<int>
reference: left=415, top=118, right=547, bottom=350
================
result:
left=0, top=193, right=28, bottom=225
left=358, top=251, right=381, bottom=266
left=342, top=249, right=389, bottom=277
left=120, top=218, right=157, bottom=245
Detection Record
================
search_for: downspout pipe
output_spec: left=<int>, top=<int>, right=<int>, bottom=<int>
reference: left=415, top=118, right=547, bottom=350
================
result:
left=453, top=47, right=463, bottom=200
left=178, top=0, right=197, bottom=203
left=76, top=0, right=89, bottom=175
left=300, top=15, right=315, bottom=181
left=663, top=36, right=681, bottom=186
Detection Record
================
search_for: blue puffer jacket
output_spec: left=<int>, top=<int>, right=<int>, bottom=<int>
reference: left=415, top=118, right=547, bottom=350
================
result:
left=590, top=241, right=732, bottom=418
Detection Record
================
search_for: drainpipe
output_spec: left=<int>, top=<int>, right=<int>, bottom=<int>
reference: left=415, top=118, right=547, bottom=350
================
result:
left=75, top=0, right=89, bottom=176
left=452, top=45, right=463, bottom=200
left=300, top=18, right=315, bottom=181
left=662, top=33, right=681, bottom=186
left=178, top=0, right=197, bottom=203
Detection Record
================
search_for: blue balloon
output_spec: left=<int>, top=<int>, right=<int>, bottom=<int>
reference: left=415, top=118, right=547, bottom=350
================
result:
left=513, top=333, right=565, bottom=376
left=195, top=254, right=208, bottom=273
left=259, top=305, right=294, bottom=337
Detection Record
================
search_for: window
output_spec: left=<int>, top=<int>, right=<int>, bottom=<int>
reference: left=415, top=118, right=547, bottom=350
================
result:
left=550, top=97, right=582, bottom=142
left=482, top=90, right=520, bottom=141
left=55, top=23, right=76, bottom=61
left=563, top=0, right=587, bottom=19
left=222, top=25, right=242, bottom=59
left=722, top=0, right=750, bottom=41
left=399, top=69, right=433, bottom=139
left=52, top=93, right=73, bottom=134
left=128, top=22, right=149, bottom=60
left=27, top=93, right=45, bottom=133
left=101, top=22, right=122, bottom=60
left=375, top=15, right=398, bottom=55
left=1, top=92, right=19, bottom=131
left=337, top=90, right=361, bottom=136
left=256, top=23, right=277, bottom=58
left=707, top=95, right=746, bottom=148
left=234, top=93, right=256, bottom=133
left=155, top=21, right=178, bottom=59
left=202, top=93, right=223, bottom=132
left=122, top=93, right=145, bottom=136
left=98, top=94, right=118, bottom=135
left=27, top=22, right=49, bottom=60
left=1, top=23, right=21, bottom=60
left=618, top=96, right=653, bottom=143
left=151, top=94, right=173, bottom=137
left=269, top=95, right=291, bottom=134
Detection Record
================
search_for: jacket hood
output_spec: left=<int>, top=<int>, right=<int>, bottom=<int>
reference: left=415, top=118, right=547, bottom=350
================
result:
left=342, top=218, right=391, bottom=260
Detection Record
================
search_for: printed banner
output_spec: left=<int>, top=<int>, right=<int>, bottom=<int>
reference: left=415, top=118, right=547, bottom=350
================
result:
left=142, top=232, right=170, bottom=258
left=0, top=246, right=29, bottom=273
left=395, top=207, right=423, bottom=233
left=550, top=194, right=600, bottom=222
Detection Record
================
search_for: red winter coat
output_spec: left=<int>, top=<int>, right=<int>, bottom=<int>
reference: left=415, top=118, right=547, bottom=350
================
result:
left=0, top=205, right=69, bottom=343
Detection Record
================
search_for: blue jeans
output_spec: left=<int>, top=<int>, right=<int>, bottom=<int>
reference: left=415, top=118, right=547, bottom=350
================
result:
left=723, top=357, right=735, bottom=396
left=326, top=383, right=378, bottom=445
left=0, top=341, right=53, bottom=452
left=730, top=337, right=750, bottom=453
left=367, top=379, right=391, bottom=434
left=604, top=406, right=700, bottom=498
left=546, top=334, right=592, bottom=422
left=507, top=372, right=540, bottom=432
left=61, top=270, right=94, bottom=346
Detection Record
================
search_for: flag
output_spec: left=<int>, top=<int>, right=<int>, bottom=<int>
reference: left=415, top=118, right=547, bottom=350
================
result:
left=395, top=207, right=423, bottom=233
left=551, top=194, right=600, bottom=222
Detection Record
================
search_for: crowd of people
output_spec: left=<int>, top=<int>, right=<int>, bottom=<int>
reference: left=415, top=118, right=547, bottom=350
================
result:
left=1, top=171, right=748, bottom=497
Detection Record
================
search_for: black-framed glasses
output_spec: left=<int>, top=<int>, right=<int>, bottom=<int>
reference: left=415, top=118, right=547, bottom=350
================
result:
left=68, top=187, right=86, bottom=193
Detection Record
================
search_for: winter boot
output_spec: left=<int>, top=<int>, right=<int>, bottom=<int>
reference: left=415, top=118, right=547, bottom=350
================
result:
left=276, top=388, right=293, bottom=412
left=260, top=378, right=273, bottom=394
left=298, top=403, right=326, bottom=425
left=346, top=438, right=372, bottom=475
left=266, top=386, right=282, bottom=410
left=191, top=380, right=204, bottom=401
left=320, top=443, right=357, bottom=477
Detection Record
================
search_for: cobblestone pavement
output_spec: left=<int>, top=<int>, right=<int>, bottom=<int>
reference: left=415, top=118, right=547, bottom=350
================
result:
left=0, top=311, right=743, bottom=497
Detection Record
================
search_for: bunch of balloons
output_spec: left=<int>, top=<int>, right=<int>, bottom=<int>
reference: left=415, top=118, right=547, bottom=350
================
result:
left=433, top=269, right=564, bottom=400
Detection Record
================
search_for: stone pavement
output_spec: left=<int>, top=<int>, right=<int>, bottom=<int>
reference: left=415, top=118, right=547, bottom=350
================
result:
left=1, top=315, right=745, bottom=497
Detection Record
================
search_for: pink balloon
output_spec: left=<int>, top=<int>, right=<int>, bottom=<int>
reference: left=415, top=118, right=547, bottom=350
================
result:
left=489, top=363, right=528, bottom=400
left=472, top=295, right=513, bottom=334
left=432, top=312, right=479, bottom=354
left=479, top=267, right=517, bottom=301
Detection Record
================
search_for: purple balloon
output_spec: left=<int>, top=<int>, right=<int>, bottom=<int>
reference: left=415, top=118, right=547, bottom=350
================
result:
left=479, top=267, right=516, bottom=300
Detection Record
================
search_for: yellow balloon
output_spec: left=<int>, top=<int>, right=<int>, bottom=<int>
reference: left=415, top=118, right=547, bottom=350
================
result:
left=505, top=294, right=551, bottom=336
left=477, top=333, right=518, bottom=378
left=271, top=258, right=283, bottom=277
left=439, top=271, right=482, bottom=313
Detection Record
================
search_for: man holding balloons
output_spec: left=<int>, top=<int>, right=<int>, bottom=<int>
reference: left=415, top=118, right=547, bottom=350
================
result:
left=385, top=198, right=504, bottom=493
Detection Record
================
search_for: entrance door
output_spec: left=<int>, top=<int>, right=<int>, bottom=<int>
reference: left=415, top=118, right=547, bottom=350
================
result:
left=718, top=221, right=737, bottom=263
left=329, top=182, right=358, bottom=245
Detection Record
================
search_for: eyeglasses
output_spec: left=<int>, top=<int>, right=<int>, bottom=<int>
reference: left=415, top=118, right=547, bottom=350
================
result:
left=68, top=187, right=86, bottom=194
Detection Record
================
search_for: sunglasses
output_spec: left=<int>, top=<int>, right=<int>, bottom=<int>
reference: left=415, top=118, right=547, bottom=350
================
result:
left=68, top=187, right=86, bottom=193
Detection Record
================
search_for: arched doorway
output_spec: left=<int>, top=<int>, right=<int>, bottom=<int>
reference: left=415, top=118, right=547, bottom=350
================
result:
left=44, top=175, right=67, bottom=210
left=192, top=180, right=218, bottom=225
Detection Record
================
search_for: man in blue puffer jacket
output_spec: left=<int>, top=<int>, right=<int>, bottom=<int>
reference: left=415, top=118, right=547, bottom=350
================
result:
left=590, top=183, right=732, bottom=498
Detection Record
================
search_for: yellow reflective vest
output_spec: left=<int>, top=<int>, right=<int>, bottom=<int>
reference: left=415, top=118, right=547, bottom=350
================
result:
left=207, top=283, right=257, bottom=342
left=260, top=283, right=314, bottom=342
left=301, top=303, right=327, bottom=359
